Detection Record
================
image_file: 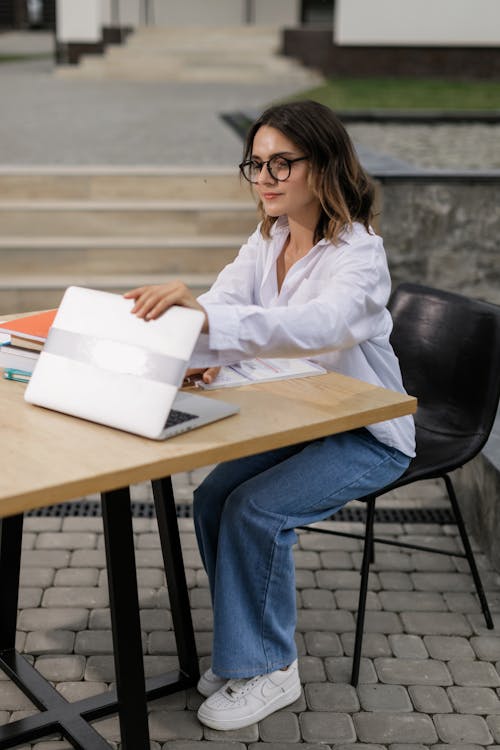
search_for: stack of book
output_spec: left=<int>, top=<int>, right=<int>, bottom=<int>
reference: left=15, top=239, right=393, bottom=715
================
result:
left=0, top=309, right=57, bottom=380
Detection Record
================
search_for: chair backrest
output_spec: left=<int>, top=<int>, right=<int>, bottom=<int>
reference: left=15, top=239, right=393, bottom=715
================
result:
left=388, top=283, right=500, bottom=455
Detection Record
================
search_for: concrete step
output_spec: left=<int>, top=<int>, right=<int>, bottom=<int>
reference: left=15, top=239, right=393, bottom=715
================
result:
left=0, top=236, right=243, bottom=275
left=0, top=167, right=249, bottom=201
left=0, top=274, right=215, bottom=315
left=0, top=200, right=258, bottom=237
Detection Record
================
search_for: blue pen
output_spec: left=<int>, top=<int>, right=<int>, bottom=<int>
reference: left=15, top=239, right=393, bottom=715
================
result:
left=3, top=368, right=31, bottom=383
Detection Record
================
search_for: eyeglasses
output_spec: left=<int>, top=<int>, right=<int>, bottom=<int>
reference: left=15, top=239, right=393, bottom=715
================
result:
left=239, top=155, right=309, bottom=183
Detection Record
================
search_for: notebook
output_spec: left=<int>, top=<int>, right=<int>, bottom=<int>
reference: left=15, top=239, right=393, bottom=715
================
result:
left=25, top=286, right=239, bottom=440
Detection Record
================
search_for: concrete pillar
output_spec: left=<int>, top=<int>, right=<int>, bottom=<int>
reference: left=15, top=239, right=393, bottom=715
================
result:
left=55, top=0, right=104, bottom=64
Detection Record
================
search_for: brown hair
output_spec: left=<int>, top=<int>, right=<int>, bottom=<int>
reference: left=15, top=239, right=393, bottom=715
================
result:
left=242, top=100, right=375, bottom=245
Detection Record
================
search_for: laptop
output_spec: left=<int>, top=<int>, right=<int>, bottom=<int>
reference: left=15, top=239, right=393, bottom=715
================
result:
left=25, top=286, right=239, bottom=439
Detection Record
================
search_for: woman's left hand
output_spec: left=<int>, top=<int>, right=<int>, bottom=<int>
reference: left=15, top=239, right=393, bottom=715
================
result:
left=124, top=281, right=209, bottom=333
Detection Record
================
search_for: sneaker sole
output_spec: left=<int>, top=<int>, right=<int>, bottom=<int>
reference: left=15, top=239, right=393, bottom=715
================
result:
left=197, top=677, right=226, bottom=698
left=197, top=682, right=302, bottom=730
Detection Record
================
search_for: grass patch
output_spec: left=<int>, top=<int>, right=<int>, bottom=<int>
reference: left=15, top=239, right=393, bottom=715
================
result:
left=0, top=52, right=52, bottom=64
left=289, top=77, right=500, bottom=110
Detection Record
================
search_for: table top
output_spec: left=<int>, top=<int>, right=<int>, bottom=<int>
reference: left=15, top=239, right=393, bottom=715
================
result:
left=0, top=372, right=416, bottom=517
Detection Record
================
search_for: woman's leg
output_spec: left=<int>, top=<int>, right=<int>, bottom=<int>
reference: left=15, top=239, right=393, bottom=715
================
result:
left=193, top=441, right=308, bottom=602
left=210, top=429, right=410, bottom=678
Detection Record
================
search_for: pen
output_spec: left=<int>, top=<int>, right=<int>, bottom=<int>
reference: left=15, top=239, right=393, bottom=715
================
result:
left=3, top=368, right=31, bottom=383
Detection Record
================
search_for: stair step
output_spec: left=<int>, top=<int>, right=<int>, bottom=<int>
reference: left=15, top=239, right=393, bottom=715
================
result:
left=0, top=167, right=248, bottom=201
left=0, top=201, right=258, bottom=237
left=0, top=274, right=215, bottom=315
left=0, top=236, right=243, bottom=275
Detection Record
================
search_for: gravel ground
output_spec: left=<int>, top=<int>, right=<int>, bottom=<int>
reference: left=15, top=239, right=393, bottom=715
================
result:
left=348, top=123, right=500, bottom=170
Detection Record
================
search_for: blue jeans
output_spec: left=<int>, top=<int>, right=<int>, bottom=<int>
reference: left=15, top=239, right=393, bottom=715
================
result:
left=193, top=428, right=410, bottom=678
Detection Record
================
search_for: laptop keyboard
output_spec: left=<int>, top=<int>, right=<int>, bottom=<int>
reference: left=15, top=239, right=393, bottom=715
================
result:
left=165, top=408, right=198, bottom=429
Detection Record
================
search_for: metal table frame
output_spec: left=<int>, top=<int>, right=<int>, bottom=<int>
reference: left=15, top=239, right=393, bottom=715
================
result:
left=0, top=476, right=199, bottom=749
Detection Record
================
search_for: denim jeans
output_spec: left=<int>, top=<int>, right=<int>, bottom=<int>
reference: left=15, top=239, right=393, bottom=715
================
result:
left=193, top=428, right=410, bottom=678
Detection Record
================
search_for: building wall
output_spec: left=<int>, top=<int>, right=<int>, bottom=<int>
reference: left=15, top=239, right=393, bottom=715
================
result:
left=336, top=0, right=500, bottom=46
left=56, top=0, right=101, bottom=41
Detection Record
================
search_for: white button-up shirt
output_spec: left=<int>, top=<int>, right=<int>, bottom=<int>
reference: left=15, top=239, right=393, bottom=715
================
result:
left=191, top=216, right=416, bottom=457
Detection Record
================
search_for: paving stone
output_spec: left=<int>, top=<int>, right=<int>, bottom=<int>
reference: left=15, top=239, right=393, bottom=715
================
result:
left=299, top=531, right=360, bottom=551
left=389, top=745, right=429, bottom=750
left=21, top=550, right=71, bottom=568
left=18, top=608, right=89, bottom=632
left=149, top=710, right=203, bottom=741
left=295, top=632, right=307, bottom=657
left=149, top=691, right=187, bottom=711
left=70, top=549, right=106, bottom=567
left=295, top=570, right=316, bottom=588
left=56, top=681, right=108, bottom=701
left=401, top=535, right=460, bottom=553
left=352, top=551, right=413, bottom=572
left=304, top=631, right=343, bottom=657
left=91, top=714, right=121, bottom=742
left=296, top=609, right=355, bottom=632
left=293, top=550, right=321, bottom=570
left=24, top=629, right=75, bottom=655
left=443, top=592, right=483, bottom=613
left=357, top=684, right=412, bottom=712
left=363, top=611, right=404, bottom=634
left=299, top=711, right=356, bottom=743
left=410, top=552, right=456, bottom=571
left=447, top=659, right=500, bottom=687
left=18, top=587, right=43, bottom=608
left=135, top=549, right=164, bottom=567
left=305, top=682, right=359, bottom=712
left=335, top=590, right=381, bottom=611
left=388, top=635, right=428, bottom=659
left=19, top=567, right=54, bottom=588
left=448, top=686, right=500, bottom=714
left=0, top=681, right=37, bottom=710
left=53, top=568, right=99, bottom=587
left=336, top=745, right=384, bottom=750
left=41, top=586, right=109, bottom=609
left=341, top=632, right=391, bottom=658
left=471, top=636, right=500, bottom=661
left=487, top=716, right=500, bottom=742
left=298, top=656, right=326, bottom=683
left=189, top=588, right=212, bottom=609
left=379, top=591, right=447, bottom=612
left=423, top=635, right=475, bottom=661
left=401, top=612, right=472, bottom=636
left=409, top=685, right=453, bottom=713
left=62, top=516, right=104, bottom=532
left=324, top=657, right=377, bottom=684
left=374, top=658, right=452, bottom=686
left=191, top=609, right=213, bottom=631
left=318, top=550, right=354, bottom=569
left=203, top=724, right=259, bottom=742
left=258, top=711, right=301, bottom=742
left=165, top=742, right=245, bottom=750
left=378, top=572, right=413, bottom=591
left=149, top=630, right=189, bottom=655
left=316, top=570, right=380, bottom=590
left=467, top=613, right=500, bottom=636
left=137, top=532, right=162, bottom=549
left=432, top=745, right=483, bottom=750
left=35, top=532, right=97, bottom=550
left=301, top=588, right=336, bottom=609
left=74, top=629, right=134, bottom=655
left=354, top=712, right=438, bottom=743
left=23, top=517, right=63, bottom=532
left=411, top=572, right=474, bottom=592
left=35, top=655, right=85, bottom=682
left=433, top=714, right=493, bottom=744
left=85, top=654, right=179, bottom=682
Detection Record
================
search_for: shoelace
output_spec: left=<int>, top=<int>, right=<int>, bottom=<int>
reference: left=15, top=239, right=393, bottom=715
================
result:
left=225, top=675, right=262, bottom=698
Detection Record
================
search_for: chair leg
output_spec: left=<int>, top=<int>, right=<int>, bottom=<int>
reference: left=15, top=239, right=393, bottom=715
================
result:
left=351, top=496, right=376, bottom=687
left=444, top=474, right=494, bottom=629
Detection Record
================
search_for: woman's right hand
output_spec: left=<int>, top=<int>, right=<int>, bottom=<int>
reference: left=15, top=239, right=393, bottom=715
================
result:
left=183, top=367, right=221, bottom=387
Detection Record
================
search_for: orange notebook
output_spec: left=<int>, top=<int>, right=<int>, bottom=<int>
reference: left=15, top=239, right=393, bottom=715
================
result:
left=0, top=309, right=57, bottom=347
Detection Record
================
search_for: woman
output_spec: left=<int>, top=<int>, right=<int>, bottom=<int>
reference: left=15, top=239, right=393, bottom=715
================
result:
left=125, top=100, right=415, bottom=730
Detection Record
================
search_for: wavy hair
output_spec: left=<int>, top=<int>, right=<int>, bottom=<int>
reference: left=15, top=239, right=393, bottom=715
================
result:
left=241, top=100, right=375, bottom=245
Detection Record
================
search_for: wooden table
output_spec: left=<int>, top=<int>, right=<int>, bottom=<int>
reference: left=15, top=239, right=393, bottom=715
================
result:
left=0, top=371, right=416, bottom=749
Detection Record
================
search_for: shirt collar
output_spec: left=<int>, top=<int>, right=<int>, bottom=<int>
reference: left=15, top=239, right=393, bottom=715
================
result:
left=270, top=215, right=360, bottom=247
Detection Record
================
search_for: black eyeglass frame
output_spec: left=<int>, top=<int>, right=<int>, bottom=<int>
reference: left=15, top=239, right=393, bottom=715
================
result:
left=238, top=155, right=309, bottom=183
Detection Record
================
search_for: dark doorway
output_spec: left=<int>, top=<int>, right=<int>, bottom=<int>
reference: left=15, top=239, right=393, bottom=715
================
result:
left=301, top=0, right=334, bottom=25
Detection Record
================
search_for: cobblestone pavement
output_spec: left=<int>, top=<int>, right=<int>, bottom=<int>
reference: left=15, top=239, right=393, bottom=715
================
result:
left=3, top=470, right=500, bottom=749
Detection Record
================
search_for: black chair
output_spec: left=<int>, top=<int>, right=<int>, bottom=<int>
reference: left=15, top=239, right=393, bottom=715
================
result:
left=298, top=283, right=500, bottom=686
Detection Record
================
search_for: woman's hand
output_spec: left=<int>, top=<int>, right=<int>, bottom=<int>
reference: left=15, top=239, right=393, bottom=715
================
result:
left=124, top=281, right=209, bottom=333
left=183, top=366, right=221, bottom=386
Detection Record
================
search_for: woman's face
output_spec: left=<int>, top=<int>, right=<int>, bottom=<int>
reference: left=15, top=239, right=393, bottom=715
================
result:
left=251, top=125, right=320, bottom=224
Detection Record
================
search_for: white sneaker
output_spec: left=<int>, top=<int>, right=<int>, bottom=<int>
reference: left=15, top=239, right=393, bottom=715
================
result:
left=197, top=667, right=226, bottom=698
left=197, top=660, right=301, bottom=730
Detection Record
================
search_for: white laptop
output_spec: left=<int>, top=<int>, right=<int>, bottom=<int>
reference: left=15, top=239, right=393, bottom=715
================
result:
left=25, top=286, right=239, bottom=439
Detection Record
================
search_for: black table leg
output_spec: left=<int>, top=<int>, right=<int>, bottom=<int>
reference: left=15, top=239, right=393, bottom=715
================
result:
left=152, top=477, right=199, bottom=684
left=0, top=515, right=23, bottom=652
left=101, top=487, right=150, bottom=750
